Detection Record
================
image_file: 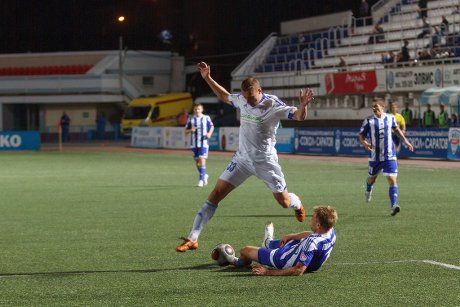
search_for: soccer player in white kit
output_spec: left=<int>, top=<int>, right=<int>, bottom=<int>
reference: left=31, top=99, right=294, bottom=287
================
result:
left=177, top=62, right=314, bottom=252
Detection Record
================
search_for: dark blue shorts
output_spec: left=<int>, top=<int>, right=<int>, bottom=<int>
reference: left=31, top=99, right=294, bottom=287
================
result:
left=191, top=147, right=208, bottom=159
left=368, top=159, right=398, bottom=177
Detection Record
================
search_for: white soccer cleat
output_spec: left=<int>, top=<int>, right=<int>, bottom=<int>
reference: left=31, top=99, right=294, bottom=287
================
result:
left=365, top=190, right=372, bottom=203
left=204, top=174, right=209, bottom=186
left=263, top=221, right=274, bottom=248
left=197, top=180, right=204, bottom=187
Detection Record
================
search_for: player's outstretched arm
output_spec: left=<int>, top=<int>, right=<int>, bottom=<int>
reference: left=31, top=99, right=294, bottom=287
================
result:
left=395, top=127, right=414, bottom=151
left=292, top=88, right=314, bottom=121
left=197, top=62, right=231, bottom=104
left=252, top=262, right=307, bottom=276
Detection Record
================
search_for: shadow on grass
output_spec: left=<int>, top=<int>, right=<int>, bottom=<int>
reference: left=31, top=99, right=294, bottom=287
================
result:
left=0, top=263, right=223, bottom=278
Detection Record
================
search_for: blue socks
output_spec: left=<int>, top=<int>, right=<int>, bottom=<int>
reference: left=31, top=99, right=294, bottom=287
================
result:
left=366, top=179, right=373, bottom=192
left=199, top=166, right=206, bottom=180
left=389, top=185, right=398, bottom=207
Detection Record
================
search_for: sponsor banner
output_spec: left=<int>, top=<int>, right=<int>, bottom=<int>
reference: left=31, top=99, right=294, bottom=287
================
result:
left=399, top=129, right=448, bottom=159
left=208, top=127, right=220, bottom=151
left=275, top=128, right=295, bottom=153
left=387, top=67, right=442, bottom=92
left=163, top=127, right=189, bottom=149
left=131, top=127, right=163, bottom=148
left=443, top=67, right=460, bottom=87
left=219, top=127, right=239, bottom=151
left=0, top=131, right=40, bottom=151
left=335, top=129, right=367, bottom=156
left=447, top=128, right=460, bottom=160
left=295, top=128, right=335, bottom=155
left=325, top=71, right=377, bottom=95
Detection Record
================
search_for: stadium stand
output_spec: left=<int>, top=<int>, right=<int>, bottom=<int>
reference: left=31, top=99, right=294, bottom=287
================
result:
left=254, top=0, right=460, bottom=73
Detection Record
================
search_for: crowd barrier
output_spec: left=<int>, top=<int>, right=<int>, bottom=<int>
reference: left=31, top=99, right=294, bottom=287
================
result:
left=131, top=126, right=460, bottom=161
left=0, top=131, right=40, bottom=151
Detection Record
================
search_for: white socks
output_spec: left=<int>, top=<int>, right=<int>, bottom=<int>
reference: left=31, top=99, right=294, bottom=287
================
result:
left=288, top=193, right=301, bottom=210
left=188, top=200, right=217, bottom=241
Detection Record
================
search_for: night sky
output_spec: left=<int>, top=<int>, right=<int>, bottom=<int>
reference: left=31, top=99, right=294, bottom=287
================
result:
left=0, top=0, right=376, bottom=88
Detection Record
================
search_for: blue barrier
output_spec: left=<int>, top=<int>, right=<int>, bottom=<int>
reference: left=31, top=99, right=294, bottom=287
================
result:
left=275, top=128, right=295, bottom=153
left=0, top=131, right=40, bottom=151
left=447, top=128, right=460, bottom=160
left=399, top=129, right=448, bottom=159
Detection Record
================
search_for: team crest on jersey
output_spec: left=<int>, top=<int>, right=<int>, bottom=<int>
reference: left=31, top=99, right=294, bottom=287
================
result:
left=299, top=252, right=307, bottom=261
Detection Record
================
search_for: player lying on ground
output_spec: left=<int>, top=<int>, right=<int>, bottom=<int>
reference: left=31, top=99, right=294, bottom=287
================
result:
left=232, top=206, right=337, bottom=276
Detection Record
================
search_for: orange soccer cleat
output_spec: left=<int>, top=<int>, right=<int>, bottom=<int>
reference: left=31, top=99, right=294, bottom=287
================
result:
left=294, top=204, right=306, bottom=222
left=176, top=237, right=199, bottom=252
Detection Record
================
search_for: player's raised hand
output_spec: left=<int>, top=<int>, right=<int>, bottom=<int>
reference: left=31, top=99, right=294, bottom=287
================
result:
left=197, top=62, right=210, bottom=79
left=299, top=88, right=314, bottom=106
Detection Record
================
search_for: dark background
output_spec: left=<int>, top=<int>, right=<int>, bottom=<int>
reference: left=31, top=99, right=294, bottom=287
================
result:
left=0, top=0, right=377, bottom=90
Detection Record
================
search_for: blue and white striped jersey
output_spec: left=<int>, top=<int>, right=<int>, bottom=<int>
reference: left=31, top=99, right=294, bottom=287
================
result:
left=186, top=114, right=213, bottom=148
left=271, top=228, right=336, bottom=272
left=359, top=113, right=397, bottom=162
left=228, top=93, right=297, bottom=162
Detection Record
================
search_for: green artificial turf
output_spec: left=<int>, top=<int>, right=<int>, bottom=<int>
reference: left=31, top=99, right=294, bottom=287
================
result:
left=0, top=151, right=459, bottom=306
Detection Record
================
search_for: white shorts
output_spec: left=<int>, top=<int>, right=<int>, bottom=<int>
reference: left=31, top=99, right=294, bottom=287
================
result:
left=219, top=154, right=287, bottom=193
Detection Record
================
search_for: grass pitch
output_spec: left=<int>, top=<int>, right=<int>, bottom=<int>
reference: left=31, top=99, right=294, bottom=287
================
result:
left=0, top=151, right=459, bottom=306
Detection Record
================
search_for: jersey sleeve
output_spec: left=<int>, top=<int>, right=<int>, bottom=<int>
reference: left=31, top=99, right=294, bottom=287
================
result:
left=206, top=115, right=214, bottom=130
left=185, top=116, right=192, bottom=129
left=298, top=241, right=317, bottom=267
left=270, top=95, right=297, bottom=120
left=228, top=94, right=241, bottom=109
left=359, top=118, right=369, bottom=136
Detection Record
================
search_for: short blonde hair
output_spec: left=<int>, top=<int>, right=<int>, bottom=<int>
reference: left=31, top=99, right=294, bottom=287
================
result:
left=241, top=77, right=261, bottom=92
left=313, top=205, right=338, bottom=230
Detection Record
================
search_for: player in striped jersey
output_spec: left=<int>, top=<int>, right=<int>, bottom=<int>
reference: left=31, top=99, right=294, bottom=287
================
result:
left=359, top=97, right=413, bottom=216
left=185, top=103, right=214, bottom=187
left=176, top=62, right=314, bottom=252
left=232, top=206, right=337, bottom=276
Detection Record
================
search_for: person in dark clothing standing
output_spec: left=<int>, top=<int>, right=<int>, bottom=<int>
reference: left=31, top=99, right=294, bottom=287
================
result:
left=60, top=111, right=71, bottom=142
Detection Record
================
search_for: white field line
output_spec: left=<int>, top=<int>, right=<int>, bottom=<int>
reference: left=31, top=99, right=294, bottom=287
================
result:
left=333, top=259, right=460, bottom=270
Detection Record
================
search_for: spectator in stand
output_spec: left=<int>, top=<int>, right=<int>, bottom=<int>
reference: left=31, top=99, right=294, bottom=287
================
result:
left=438, top=104, right=450, bottom=128
left=382, top=51, right=396, bottom=64
left=401, top=102, right=414, bottom=128
left=398, top=40, right=410, bottom=63
left=368, top=24, right=385, bottom=44
left=417, top=18, right=431, bottom=39
left=423, top=104, right=436, bottom=128
left=440, top=16, right=449, bottom=36
left=338, top=56, right=347, bottom=71
left=452, top=5, right=460, bottom=15
left=417, top=0, right=428, bottom=19
left=429, top=26, right=442, bottom=48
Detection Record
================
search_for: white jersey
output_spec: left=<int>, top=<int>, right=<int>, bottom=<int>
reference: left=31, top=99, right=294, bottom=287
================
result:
left=186, top=114, right=213, bottom=148
left=359, top=113, right=397, bottom=162
left=228, top=93, right=297, bottom=162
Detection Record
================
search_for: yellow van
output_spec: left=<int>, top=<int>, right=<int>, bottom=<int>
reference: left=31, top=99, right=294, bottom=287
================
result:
left=121, top=92, right=193, bottom=136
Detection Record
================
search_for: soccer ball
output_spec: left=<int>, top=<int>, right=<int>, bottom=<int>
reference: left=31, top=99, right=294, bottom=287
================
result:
left=211, top=243, right=236, bottom=266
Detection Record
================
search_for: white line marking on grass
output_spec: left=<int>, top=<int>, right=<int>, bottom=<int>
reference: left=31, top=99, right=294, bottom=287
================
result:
left=333, top=259, right=460, bottom=270
left=422, top=260, right=460, bottom=270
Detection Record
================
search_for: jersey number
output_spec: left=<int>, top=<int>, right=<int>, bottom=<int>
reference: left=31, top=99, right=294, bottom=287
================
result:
left=226, top=162, right=237, bottom=172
